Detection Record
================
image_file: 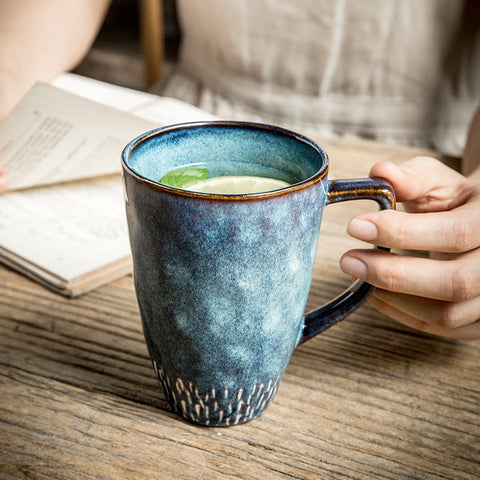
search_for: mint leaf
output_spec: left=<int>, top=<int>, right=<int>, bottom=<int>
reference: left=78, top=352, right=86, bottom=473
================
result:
left=160, top=166, right=209, bottom=188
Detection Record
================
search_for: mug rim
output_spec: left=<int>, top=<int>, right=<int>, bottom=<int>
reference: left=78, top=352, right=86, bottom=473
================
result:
left=121, top=120, right=329, bottom=201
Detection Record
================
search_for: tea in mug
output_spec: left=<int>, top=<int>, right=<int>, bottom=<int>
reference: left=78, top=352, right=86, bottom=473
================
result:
left=160, top=166, right=290, bottom=194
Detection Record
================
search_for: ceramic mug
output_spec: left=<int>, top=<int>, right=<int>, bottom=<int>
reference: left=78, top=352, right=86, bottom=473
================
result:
left=121, top=121, right=395, bottom=426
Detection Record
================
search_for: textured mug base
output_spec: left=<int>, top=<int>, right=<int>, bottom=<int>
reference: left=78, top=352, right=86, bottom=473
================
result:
left=154, top=361, right=282, bottom=426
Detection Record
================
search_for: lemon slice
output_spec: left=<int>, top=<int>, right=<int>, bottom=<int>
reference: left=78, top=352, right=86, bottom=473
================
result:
left=185, top=175, right=290, bottom=194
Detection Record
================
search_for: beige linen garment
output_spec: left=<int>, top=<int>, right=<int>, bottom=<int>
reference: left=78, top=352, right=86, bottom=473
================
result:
left=158, top=0, right=480, bottom=156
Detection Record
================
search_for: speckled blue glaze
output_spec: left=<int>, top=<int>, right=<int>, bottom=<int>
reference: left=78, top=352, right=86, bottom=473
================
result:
left=122, top=122, right=395, bottom=426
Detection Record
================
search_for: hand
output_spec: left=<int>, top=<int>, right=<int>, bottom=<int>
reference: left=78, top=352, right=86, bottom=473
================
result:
left=340, top=157, right=480, bottom=340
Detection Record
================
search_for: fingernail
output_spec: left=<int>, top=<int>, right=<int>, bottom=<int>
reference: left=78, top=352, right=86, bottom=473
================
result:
left=340, top=255, right=368, bottom=280
left=347, top=219, right=378, bottom=241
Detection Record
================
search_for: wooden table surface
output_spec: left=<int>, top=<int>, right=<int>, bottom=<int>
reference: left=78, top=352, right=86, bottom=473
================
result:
left=1, top=138, right=478, bottom=479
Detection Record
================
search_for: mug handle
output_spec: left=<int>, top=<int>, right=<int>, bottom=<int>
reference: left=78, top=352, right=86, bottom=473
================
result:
left=299, top=177, right=396, bottom=344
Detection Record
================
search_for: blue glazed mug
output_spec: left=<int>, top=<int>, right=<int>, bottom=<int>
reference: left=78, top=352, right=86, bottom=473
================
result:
left=121, top=121, right=395, bottom=426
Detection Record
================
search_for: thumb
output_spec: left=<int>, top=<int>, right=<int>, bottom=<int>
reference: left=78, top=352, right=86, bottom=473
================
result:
left=369, top=157, right=468, bottom=212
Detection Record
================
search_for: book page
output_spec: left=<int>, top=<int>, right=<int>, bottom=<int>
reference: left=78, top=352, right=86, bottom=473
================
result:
left=52, top=73, right=160, bottom=112
left=0, top=82, right=156, bottom=191
left=0, top=74, right=220, bottom=296
left=0, top=175, right=130, bottom=282
left=53, top=73, right=218, bottom=125
left=131, top=96, right=218, bottom=124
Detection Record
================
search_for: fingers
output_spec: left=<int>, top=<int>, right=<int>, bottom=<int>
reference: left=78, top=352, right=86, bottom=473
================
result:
left=340, top=248, right=480, bottom=302
left=369, top=291, right=480, bottom=340
left=372, top=289, right=480, bottom=328
left=347, top=156, right=480, bottom=340
left=347, top=157, right=480, bottom=253
left=369, top=158, right=469, bottom=210
left=346, top=204, right=480, bottom=252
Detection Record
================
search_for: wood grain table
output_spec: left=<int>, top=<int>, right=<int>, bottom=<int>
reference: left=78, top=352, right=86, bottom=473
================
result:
left=1, top=138, right=478, bottom=479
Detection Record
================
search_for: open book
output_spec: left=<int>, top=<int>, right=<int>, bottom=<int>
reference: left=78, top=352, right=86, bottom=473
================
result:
left=0, top=74, right=216, bottom=296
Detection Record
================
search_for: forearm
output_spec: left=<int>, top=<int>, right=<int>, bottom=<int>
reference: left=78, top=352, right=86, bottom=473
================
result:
left=0, top=0, right=111, bottom=121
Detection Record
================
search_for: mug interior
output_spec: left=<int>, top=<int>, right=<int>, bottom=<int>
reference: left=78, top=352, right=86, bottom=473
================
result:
left=123, top=121, right=327, bottom=188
